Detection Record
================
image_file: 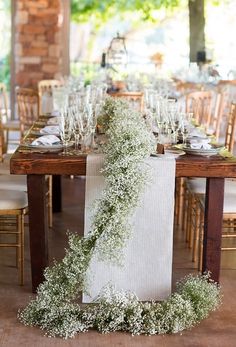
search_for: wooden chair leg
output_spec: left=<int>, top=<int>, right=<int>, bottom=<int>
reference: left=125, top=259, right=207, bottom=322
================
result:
left=183, top=186, right=189, bottom=238
left=177, top=177, right=185, bottom=227
left=192, top=201, right=200, bottom=262
left=186, top=194, right=194, bottom=244
left=198, top=208, right=204, bottom=271
left=48, top=176, right=53, bottom=228
left=18, top=214, right=24, bottom=286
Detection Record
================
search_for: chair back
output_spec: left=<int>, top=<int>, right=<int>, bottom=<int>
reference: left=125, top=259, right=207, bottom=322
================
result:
left=186, top=90, right=213, bottom=130
left=16, top=87, right=39, bottom=139
left=110, top=92, right=144, bottom=112
left=0, top=83, right=9, bottom=120
left=38, top=79, right=64, bottom=95
left=225, top=103, right=236, bottom=153
left=209, top=92, right=225, bottom=141
left=175, top=80, right=203, bottom=95
left=38, top=79, right=64, bottom=114
left=0, top=126, right=4, bottom=162
left=217, top=80, right=236, bottom=118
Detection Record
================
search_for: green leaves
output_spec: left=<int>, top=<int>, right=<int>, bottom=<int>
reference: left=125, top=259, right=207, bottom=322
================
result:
left=71, top=0, right=181, bottom=24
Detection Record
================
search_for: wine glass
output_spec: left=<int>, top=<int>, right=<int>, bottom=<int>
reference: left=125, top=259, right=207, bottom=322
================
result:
left=79, top=104, right=93, bottom=153
left=71, top=105, right=83, bottom=153
left=59, top=108, right=73, bottom=155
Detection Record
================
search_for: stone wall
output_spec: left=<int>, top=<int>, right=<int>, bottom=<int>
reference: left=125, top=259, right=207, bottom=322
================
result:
left=14, top=0, right=66, bottom=88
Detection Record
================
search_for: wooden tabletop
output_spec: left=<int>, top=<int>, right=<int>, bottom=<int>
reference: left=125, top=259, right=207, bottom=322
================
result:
left=10, top=148, right=236, bottom=178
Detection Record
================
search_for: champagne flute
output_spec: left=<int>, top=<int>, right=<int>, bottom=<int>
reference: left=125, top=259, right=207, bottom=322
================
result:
left=59, top=108, right=72, bottom=155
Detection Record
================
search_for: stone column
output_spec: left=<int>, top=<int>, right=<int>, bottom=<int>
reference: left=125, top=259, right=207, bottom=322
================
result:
left=12, top=0, right=70, bottom=88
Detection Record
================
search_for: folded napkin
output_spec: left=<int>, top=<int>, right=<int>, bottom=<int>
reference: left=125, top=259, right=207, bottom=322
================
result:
left=189, top=138, right=211, bottom=149
left=188, top=128, right=206, bottom=138
left=47, top=116, right=60, bottom=125
left=31, top=135, right=60, bottom=146
left=40, top=125, right=60, bottom=135
left=190, top=143, right=212, bottom=149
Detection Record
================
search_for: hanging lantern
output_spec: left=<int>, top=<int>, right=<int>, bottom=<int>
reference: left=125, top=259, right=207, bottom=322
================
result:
left=107, top=33, right=128, bottom=66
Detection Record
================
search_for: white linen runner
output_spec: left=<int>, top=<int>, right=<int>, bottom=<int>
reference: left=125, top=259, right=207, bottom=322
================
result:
left=83, top=154, right=176, bottom=302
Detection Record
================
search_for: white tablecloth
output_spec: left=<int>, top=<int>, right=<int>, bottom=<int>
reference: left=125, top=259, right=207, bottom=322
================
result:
left=83, top=154, right=176, bottom=302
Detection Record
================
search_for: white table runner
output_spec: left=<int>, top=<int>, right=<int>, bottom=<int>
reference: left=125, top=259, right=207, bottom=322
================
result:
left=83, top=154, right=176, bottom=302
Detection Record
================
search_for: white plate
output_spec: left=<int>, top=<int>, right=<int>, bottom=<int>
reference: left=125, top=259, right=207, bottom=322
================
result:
left=151, top=149, right=185, bottom=158
left=40, top=130, right=60, bottom=136
left=22, top=141, right=74, bottom=151
left=182, top=145, right=223, bottom=156
left=23, top=143, right=64, bottom=150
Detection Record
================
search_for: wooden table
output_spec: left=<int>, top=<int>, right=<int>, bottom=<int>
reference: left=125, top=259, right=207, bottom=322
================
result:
left=10, top=144, right=236, bottom=292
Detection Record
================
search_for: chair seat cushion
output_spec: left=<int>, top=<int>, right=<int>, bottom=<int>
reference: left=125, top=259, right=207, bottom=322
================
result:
left=199, top=193, right=236, bottom=214
left=0, top=175, right=27, bottom=191
left=187, top=178, right=236, bottom=194
left=2, top=153, right=12, bottom=161
left=0, top=189, right=28, bottom=210
left=3, top=120, right=20, bottom=130
left=0, top=162, right=10, bottom=174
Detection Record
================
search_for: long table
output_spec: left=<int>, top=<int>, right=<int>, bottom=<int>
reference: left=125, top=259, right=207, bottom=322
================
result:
left=10, top=139, right=236, bottom=292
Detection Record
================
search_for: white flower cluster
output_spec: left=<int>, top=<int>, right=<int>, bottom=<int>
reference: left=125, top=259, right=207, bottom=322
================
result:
left=81, top=273, right=221, bottom=336
left=92, top=97, right=155, bottom=263
left=18, top=97, right=221, bottom=339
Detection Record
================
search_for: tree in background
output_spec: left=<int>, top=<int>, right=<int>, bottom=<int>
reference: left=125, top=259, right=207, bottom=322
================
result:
left=189, top=0, right=205, bottom=62
left=71, top=0, right=228, bottom=64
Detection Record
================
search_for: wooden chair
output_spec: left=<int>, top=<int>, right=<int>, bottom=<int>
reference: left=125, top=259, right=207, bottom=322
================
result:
left=208, top=92, right=225, bottom=141
left=175, top=80, right=203, bottom=96
left=216, top=80, right=236, bottom=134
left=0, top=83, right=20, bottom=149
left=16, top=87, right=39, bottom=140
left=110, top=91, right=144, bottom=112
left=16, top=88, right=53, bottom=227
left=187, top=104, right=236, bottom=267
left=38, top=79, right=64, bottom=114
left=186, top=90, right=214, bottom=131
left=0, top=189, right=28, bottom=285
left=176, top=89, right=215, bottom=227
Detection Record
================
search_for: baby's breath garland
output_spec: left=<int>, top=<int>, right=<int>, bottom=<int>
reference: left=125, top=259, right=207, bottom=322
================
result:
left=18, top=97, right=221, bottom=338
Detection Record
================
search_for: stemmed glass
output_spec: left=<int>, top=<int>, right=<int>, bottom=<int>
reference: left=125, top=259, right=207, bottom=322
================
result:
left=71, top=105, right=83, bottom=153
left=79, top=104, right=93, bottom=153
left=59, top=108, right=73, bottom=155
left=179, top=113, right=189, bottom=146
left=90, top=103, right=101, bottom=150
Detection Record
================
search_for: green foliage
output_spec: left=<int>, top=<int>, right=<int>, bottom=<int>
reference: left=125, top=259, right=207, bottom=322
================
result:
left=0, top=54, right=10, bottom=90
left=71, top=0, right=181, bottom=24
left=70, top=62, right=100, bottom=85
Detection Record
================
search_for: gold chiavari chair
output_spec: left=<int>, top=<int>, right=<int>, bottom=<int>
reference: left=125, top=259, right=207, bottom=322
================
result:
left=15, top=88, right=53, bottom=228
left=216, top=80, right=236, bottom=134
left=186, top=90, right=214, bottom=131
left=0, top=189, right=28, bottom=285
left=175, top=90, right=218, bottom=228
left=187, top=104, right=236, bottom=268
left=0, top=83, right=20, bottom=150
left=175, top=80, right=203, bottom=96
left=0, top=140, right=10, bottom=174
left=16, top=87, right=39, bottom=141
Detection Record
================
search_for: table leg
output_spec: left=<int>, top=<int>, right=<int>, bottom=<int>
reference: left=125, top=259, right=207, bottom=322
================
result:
left=27, top=175, right=49, bottom=293
left=52, top=175, right=62, bottom=213
left=203, top=177, right=224, bottom=283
